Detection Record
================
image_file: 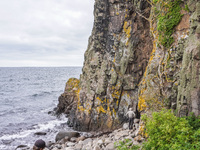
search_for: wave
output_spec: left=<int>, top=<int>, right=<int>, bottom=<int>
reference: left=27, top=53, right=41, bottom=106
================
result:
left=0, top=115, right=68, bottom=141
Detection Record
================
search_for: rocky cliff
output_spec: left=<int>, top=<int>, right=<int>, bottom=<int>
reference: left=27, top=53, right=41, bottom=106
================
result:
left=56, top=0, right=200, bottom=132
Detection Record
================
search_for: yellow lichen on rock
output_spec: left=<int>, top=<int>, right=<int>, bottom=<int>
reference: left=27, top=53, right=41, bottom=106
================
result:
left=65, top=78, right=80, bottom=93
left=123, top=21, right=132, bottom=45
left=138, top=122, right=148, bottom=138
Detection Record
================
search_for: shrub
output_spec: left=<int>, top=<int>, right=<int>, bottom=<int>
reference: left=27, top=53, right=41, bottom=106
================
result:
left=141, top=109, right=200, bottom=150
left=155, top=0, right=183, bottom=48
left=115, top=139, right=140, bottom=150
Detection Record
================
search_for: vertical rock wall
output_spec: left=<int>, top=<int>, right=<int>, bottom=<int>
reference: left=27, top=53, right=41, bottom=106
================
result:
left=67, top=0, right=152, bottom=131
left=177, top=1, right=200, bottom=116
left=138, top=0, right=200, bottom=117
left=56, top=0, right=200, bottom=132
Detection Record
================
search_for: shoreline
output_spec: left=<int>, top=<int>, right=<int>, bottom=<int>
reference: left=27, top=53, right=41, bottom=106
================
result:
left=13, top=119, right=143, bottom=150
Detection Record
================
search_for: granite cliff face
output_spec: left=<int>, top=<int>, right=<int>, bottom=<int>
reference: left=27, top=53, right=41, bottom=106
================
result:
left=56, top=0, right=200, bottom=131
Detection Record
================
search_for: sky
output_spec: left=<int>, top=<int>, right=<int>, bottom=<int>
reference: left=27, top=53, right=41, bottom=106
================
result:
left=0, top=0, right=94, bottom=67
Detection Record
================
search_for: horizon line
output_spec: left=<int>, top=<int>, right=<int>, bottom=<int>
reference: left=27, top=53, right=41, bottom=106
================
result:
left=0, top=66, right=83, bottom=68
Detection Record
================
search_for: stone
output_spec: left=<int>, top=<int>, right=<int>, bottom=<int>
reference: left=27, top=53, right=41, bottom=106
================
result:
left=105, top=142, right=115, bottom=150
left=70, top=137, right=77, bottom=142
left=134, top=119, right=140, bottom=123
left=82, top=144, right=92, bottom=150
left=93, top=145, right=101, bottom=150
left=123, top=123, right=129, bottom=130
left=76, top=136, right=86, bottom=142
left=55, top=144, right=62, bottom=149
left=66, top=142, right=75, bottom=147
left=55, top=131, right=80, bottom=142
left=114, top=134, right=121, bottom=140
left=119, top=130, right=129, bottom=137
left=132, top=141, right=139, bottom=145
left=15, top=145, right=29, bottom=150
left=82, top=138, right=93, bottom=145
left=97, top=139, right=103, bottom=144
left=104, top=138, right=112, bottom=144
left=65, top=147, right=75, bottom=150
left=134, top=135, right=143, bottom=142
left=135, top=123, right=140, bottom=129
left=46, top=141, right=55, bottom=148
left=74, top=143, right=83, bottom=150
left=34, top=132, right=47, bottom=135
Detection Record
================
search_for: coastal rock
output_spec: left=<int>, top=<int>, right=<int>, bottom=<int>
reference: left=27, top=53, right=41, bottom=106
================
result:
left=76, top=136, right=86, bottom=142
left=56, top=0, right=200, bottom=133
left=15, top=145, right=29, bottom=150
left=56, top=78, right=79, bottom=115
left=66, top=142, right=75, bottom=147
left=65, top=147, right=74, bottom=150
left=55, top=131, right=80, bottom=142
left=48, top=127, right=145, bottom=150
left=34, top=132, right=47, bottom=136
left=57, top=0, right=152, bottom=132
left=134, top=119, right=140, bottom=124
left=106, top=142, right=115, bottom=150
left=74, top=143, right=83, bottom=150
left=123, top=123, right=129, bottom=130
left=93, top=145, right=101, bottom=150
left=70, top=137, right=77, bottom=142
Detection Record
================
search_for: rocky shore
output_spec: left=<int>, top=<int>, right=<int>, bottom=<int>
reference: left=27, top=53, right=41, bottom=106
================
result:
left=49, top=120, right=142, bottom=150
left=16, top=119, right=143, bottom=150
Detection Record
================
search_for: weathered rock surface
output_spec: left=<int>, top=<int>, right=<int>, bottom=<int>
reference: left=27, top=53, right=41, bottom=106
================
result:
left=57, top=0, right=200, bottom=132
left=55, top=131, right=80, bottom=142
left=137, top=0, right=200, bottom=117
left=57, top=0, right=152, bottom=131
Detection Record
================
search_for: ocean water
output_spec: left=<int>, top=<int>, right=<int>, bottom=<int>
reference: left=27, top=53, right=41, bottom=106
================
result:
left=0, top=67, right=82, bottom=150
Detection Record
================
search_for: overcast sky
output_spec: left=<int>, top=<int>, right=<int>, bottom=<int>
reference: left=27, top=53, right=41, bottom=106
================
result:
left=0, top=0, right=94, bottom=67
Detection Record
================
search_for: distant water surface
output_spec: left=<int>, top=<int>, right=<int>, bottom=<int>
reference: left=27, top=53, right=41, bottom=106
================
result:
left=0, top=67, right=82, bottom=150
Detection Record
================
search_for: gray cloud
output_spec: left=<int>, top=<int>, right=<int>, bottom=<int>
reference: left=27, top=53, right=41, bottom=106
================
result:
left=0, top=0, right=94, bottom=67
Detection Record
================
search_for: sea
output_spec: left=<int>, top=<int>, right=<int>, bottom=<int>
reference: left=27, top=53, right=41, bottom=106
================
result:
left=0, top=67, right=82, bottom=150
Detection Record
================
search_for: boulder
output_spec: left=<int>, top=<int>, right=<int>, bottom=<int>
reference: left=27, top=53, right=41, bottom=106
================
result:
left=70, top=137, right=77, bottom=142
left=74, top=143, right=83, bottom=150
left=66, top=142, right=75, bottom=147
left=93, top=145, right=101, bottom=150
left=123, top=123, right=129, bottom=130
left=134, top=123, right=139, bottom=129
left=65, top=147, right=75, bottom=150
left=34, top=132, right=47, bottom=136
left=105, top=142, right=115, bottom=150
left=76, top=136, right=86, bottom=142
left=15, top=145, right=29, bottom=150
left=55, top=131, right=80, bottom=142
left=134, top=119, right=140, bottom=124
left=82, top=138, right=93, bottom=145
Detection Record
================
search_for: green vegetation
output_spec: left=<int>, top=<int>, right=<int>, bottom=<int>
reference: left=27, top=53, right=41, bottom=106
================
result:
left=141, top=109, right=200, bottom=150
left=154, top=0, right=183, bottom=48
left=184, top=4, right=190, bottom=12
left=115, top=110, right=200, bottom=150
left=114, top=139, right=140, bottom=150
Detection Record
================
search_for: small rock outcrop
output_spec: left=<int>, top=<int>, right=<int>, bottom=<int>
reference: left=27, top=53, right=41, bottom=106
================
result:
left=56, top=78, right=79, bottom=115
